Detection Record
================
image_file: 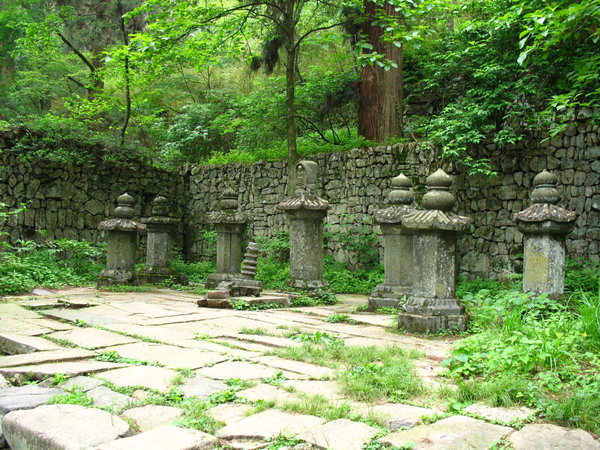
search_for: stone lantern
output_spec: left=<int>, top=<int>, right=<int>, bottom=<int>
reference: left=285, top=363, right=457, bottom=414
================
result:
left=397, top=169, right=470, bottom=333
left=205, top=186, right=246, bottom=289
left=139, top=196, right=179, bottom=284
left=97, top=193, right=145, bottom=286
left=277, top=160, right=330, bottom=289
left=368, top=173, right=417, bottom=311
left=516, top=170, right=576, bottom=296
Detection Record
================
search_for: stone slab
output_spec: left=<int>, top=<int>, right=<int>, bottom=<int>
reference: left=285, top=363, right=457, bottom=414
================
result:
left=237, top=384, right=294, bottom=404
left=297, top=418, right=379, bottom=450
left=122, top=405, right=184, bottom=431
left=0, top=349, right=96, bottom=368
left=0, top=374, right=9, bottom=389
left=370, top=403, right=442, bottom=429
left=464, top=402, right=535, bottom=424
left=93, top=424, right=218, bottom=450
left=206, top=403, right=252, bottom=427
left=101, top=342, right=226, bottom=369
left=97, top=366, right=178, bottom=393
left=0, top=385, right=63, bottom=416
left=509, top=424, right=600, bottom=450
left=105, top=324, right=196, bottom=345
left=87, top=386, right=133, bottom=412
left=2, top=404, right=131, bottom=449
left=217, top=409, right=325, bottom=440
left=380, top=415, right=513, bottom=449
left=47, top=328, right=137, bottom=349
left=0, top=304, right=41, bottom=320
left=42, top=307, right=130, bottom=326
left=0, top=334, right=62, bottom=355
left=0, top=361, right=128, bottom=380
left=196, top=361, right=305, bottom=381
left=18, top=318, right=76, bottom=332
left=176, top=339, right=262, bottom=359
left=179, top=375, right=228, bottom=399
left=224, top=333, right=301, bottom=349
left=0, top=318, right=54, bottom=336
left=254, top=356, right=335, bottom=379
left=61, top=376, right=104, bottom=392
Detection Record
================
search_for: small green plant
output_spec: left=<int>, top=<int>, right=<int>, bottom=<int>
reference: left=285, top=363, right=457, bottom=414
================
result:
left=264, top=434, right=304, bottom=449
left=51, top=373, right=69, bottom=386
left=239, top=327, right=276, bottom=336
left=289, top=331, right=344, bottom=346
left=94, top=351, right=160, bottom=366
left=47, top=386, right=94, bottom=407
left=324, top=313, right=359, bottom=324
left=260, top=370, right=286, bottom=385
left=231, top=300, right=281, bottom=311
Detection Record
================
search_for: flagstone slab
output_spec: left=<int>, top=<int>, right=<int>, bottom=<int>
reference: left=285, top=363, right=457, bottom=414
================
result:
left=509, top=424, right=600, bottom=449
left=18, top=318, right=76, bottom=332
left=42, top=307, right=129, bottom=327
left=0, top=305, right=41, bottom=320
left=0, top=385, right=63, bottom=416
left=217, top=409, right=325, bottom=440
left=97, top=366, right=178, bottom=392
left=254, top=356, right=334, bottom=379
left=94, top=424, right=219, bottom=450
left=237, top=384, right=295, bottom=404
left=0, top=318, right=53, bottom=336
left=179, top=375, right=228, bottom=399
left=87, top=386, right=134, bottom=412
left=380, top=415, right=513, bottom=449
left=9, top=298, right=61, bottom=310
left=369, top=403, right=442, bottom=430
left=347, top=314, right=396, bottom=327
left=196, top=361, right=306, bottom=381
left=0, top=348, right=96, bottom=368
left=297, top=418, right=379, bottom=450
left=139, top=311, right=232, bottom=326
left=105, top=324, right=196, bottom=345
left=0, top=374, right=9, bottom=389
left=101, top=342, right=226, bottom=369
left=61, top=376, right=104, bottom=392
left=122, top=405, right=184, bottom=431
left=209, top=338, right=274, bottom=353
left=464, top=402, right=535, bottom=424
left=0, top=334, right=62, bottom=355
left=48, top=328, right=137, bottom=349
left=283, top=380, right=343, bottom=399
left=2, top=404, right=132, bottom=449
left=206, top=403, right=252, bottom=427
left=225, top=333, right=301, bottom=349
left=176, top=339, right=262, bottom=359
left=0, top=361, right=129, bottom=380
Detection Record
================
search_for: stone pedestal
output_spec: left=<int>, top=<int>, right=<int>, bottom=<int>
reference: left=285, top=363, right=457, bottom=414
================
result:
left=278, top=161, right=330, bottom=290
left=369, top=174, right=416, bottom=311
left=397, top=170, right=470, bottom=333
left=516, top=170, right=576, bottom=296
left=206, top=187, right=246, bottom=289
left=138, top=196, right=180, bottom=284
left=97, top=193, right=145, bottom=287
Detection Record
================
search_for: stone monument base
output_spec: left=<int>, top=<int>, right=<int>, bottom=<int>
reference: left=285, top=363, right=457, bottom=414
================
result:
left=205, top=273, right=244, bottom=289
left=97, top=269, right=137, bottom=287
left=198, top=292, right=290, bottom=309
left=291, top=279, right=329, bottom=290
left=137, top=268, right=188, bottom=286
left=368, top=283, right=410, bottom=311
left=398, top=297, right=467, bottom=333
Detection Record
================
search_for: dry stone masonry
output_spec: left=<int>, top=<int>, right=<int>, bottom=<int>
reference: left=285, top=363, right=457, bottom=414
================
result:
left=516, top=170, right=576, bottom=296
left=277, top=161, right=330, bottom=289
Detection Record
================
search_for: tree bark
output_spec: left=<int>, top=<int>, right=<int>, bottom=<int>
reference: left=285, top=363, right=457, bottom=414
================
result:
left=358, top=1, right=403, bottom=142
left=283, top=0, right=300, bottom=195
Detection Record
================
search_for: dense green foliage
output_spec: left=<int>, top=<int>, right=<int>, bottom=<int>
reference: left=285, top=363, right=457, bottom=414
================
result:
left=1, top=0, right=597, bottom=172
left=445, top=265, right=600, bottom=434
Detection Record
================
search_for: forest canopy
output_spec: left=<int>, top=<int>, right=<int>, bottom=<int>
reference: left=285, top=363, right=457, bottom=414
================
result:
left=0, top=0, right=598, bottom=173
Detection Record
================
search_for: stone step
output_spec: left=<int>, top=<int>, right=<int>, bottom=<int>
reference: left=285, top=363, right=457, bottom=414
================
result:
left=0, top=334, right=62, bottom=355
left=297, top=418, right=379, bottom=450
left=93, top=424, right=218, bottom=450
left=0, top=385, right=63, bottom=417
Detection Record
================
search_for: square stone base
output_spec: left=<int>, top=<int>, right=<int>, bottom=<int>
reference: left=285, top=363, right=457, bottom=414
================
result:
left=368, top=283, right=410, bottom=311
left=291, top=279, right=329, bottom=290
left=97, top=270, right=137, bottom=287
left=398, top=312, right=467, bottom=334
left=205, top=273, right=242, bottom=289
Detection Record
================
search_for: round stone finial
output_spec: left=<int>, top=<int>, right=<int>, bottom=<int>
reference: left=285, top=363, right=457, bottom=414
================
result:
left=388, top=173, right=414, bottom=205
left=422, top=169, right=455, bottom=211
left=114, top=193, right=135, bottom=219
left=220, top=187, right=239, bottom=210
left=531, top=170, right=560, bottom=204
left=151, top=195, right=169, bottom=216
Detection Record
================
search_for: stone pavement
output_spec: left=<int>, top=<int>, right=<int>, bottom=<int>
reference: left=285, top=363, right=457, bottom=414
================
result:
left=0, top=288, right=598, bottom=449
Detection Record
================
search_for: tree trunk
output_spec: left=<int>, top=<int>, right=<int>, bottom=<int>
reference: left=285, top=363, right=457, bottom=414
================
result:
left=284, top=1, right=299, bottom=195
left=358, top=2, right=403, bottom=142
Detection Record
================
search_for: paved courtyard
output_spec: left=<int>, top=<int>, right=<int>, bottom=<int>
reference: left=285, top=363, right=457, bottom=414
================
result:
left=0, top=288, right=598, bottom=449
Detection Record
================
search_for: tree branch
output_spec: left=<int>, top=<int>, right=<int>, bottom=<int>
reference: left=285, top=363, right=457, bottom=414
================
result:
left=56, top=31, right=96, bottom=73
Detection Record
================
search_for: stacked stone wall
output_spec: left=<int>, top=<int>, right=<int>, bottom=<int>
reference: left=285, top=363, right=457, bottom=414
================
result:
left=0, top=151, right=185, bottom=249
left=188, top=126, right=600, bottom=278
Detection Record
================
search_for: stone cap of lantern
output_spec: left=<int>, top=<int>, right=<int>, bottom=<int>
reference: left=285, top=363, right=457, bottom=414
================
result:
left=402, top=169, right=471, bottom=232
left=277, top=160, right=330, bottom=211
left=516, top=170, right=576, bottom=233
left=99, top=193, right=146, bottom=232
left=373, top=173, right=417, bottom=224
left=207, top=185, right=246, bottom=224
left=142, top=195, right=179, bottom=226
